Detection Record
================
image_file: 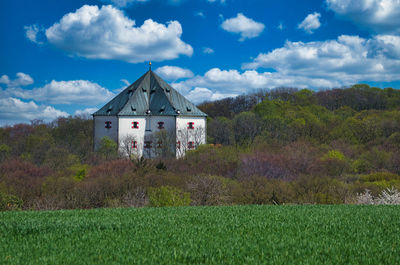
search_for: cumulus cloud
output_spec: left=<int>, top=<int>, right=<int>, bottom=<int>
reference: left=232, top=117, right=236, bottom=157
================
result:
left=202, top=47, right=214, bottom=54
left=102, top=0, right=149, bottom=8
left=24, top=24, right=44, bottom=44
left=74, top=107, right=98, bottom=116
left=45, top=5, right=193, bottom=63
left=0, top=73, right=34, bottom=87
left=173, top=68, right=339, bottom=98
left=0, top=97, right=68, bottom=126
left=172, top=33, right=400, bottom=102
left=298, top=12, right=321, bottom=34
left=186, top=87, right=237, bottom=104
left=326, top=0, right=400, bottom=33
left=5, top=80, right=114, bottom=105
left=155, top=66, right=194, bottom=80
left=221, top=13, right=265, bottom=41
left=243, top=34, right=400, bottom=85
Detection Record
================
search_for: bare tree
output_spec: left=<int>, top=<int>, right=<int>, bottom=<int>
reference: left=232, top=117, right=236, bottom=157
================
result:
left=152, top=129, right=176, bottom=158
left=176, top=126, right=206, bottom=157
left=119, top=134, right=141, bottom=159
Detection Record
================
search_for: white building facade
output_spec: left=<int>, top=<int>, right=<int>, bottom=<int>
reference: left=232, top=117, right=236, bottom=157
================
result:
left=93, top=70, right=207, bottom=158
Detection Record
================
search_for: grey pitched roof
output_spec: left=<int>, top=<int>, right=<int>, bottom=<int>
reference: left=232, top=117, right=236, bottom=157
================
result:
left=93, top=70, right=207, bottom=117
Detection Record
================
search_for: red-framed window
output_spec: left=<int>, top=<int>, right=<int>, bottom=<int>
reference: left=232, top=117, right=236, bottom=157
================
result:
left=188, top=141, right=194, bottom=149
left=144, top=141, right=152, bottom=149
left=177, top=141, right=181, bottom=149
left=157, top=141, right=162, bottom=148
left=132, top=121, right=139, bottom=129
left=157, top=121, right=164, bottom=129
left=105, top=121, right=112, bottom=129
left=187, top=122, right=194, bottom=129
left=131, top=141, right=137, bottom=149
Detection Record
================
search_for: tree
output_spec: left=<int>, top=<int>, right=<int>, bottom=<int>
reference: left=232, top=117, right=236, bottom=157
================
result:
left=148, top=186, right=191, bottom=207
left=119, top=134, right=141, bottom=159
left=208, top=117, right=233, bottom=145
left=152, top=129, right=176, bottom=158
left=97, top=136, right=118, bottom=160
left=232, top=112, right=261, bottom=146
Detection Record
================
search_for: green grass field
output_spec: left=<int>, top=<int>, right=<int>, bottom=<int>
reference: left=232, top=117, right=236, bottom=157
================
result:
left=1, top=205, right=399, bottom=264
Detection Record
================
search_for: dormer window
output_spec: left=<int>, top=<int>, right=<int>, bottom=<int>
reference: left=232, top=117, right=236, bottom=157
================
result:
left=188, top=122, right=194, bottom=129
left=132, top=121, right=139, bottom=129
left=132, top=141, right=137, bottom=149
left=158, top=122, right=164, bottom=129
left=144, top=141, right=152, bottom=149
left=188, top=141, right=194, bottom=149
left=105, top=121, right=112, bottom=129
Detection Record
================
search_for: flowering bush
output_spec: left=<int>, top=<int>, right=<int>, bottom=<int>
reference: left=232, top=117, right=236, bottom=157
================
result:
left=357, top=187, right=400, bottom=205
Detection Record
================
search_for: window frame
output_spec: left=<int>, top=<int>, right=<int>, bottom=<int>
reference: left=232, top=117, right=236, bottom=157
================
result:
left=144, top=141, right=152, bottom=149
left=132, top=121, right=139, bottom=129
left=157, top=121, right=165, bottom=129
left=105, top=121, right=112, bottom=129
left=187, top=122, right=194, bottom=129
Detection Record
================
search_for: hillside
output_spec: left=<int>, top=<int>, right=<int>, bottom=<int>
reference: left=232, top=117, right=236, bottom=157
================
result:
left=1, top=84, right=400, bottom=210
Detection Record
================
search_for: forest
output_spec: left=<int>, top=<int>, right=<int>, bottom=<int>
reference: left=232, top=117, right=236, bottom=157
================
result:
left=1, top=84, right=400, bottom=210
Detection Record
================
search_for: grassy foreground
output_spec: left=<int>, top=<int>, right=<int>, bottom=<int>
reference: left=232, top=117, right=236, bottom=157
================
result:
left=1, top=205, right=399, bottom=264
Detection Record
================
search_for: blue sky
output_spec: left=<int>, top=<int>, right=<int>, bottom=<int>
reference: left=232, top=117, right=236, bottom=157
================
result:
left=1, top=0, right=400, bottom=125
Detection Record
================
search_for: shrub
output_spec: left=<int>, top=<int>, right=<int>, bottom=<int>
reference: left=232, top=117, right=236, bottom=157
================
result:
left=186, top=175, right=229, bottom=206
left=0, top=192, right=23, bottom=211
left=357, top=187, right=400, bottom=205
left=148, top=186, right=191, bottom=207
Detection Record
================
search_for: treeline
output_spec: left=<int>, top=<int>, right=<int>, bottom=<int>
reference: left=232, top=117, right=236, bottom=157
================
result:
left=1, top=84, right=400, bottom=210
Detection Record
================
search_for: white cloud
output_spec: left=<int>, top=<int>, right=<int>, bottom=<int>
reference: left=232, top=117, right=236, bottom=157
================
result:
left=24, top=24, right=43, bottom=44
left=277, top=22, right=284, bottom=31
left=195, top=11, right=205, bottom=18
left=155, top=66, right=194, bottom=80
left=221, top=13, right=265, bottom=41
left=202, top=47, right=214, bottom=54
left=45, top=5, right=193, bottom=63
left=186, top=87, right=237, bottom=104
left=121, top=79, right=130, bottom=86
left=74, top=107, right=98, bottom=116
left=0, top=97, right=68, bottom=126
left=326, top=0, right=400, bottom=33
left=102, top=0, right=149, bottom=8
left=243, top=34, right=400, bottom=86
left=173, top=68, right=338, bottom=96
left=5, top=80, right=114, bottom=105
left=298, top=12, right=321, bottom=34
left=0, top=73, right=34, bottom=87
left=171, top=33, right=400, bottom=102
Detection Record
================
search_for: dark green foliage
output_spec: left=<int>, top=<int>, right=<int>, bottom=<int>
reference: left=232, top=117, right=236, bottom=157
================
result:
left=1, top=205, right=400, bottom=264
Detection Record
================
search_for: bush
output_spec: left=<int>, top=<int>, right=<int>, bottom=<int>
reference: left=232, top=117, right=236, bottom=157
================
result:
left=0, top=192, right=23, bottom=211
left=148, top=186, right=191, bottom=207
left=357, top=187, right=400, bottom=205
